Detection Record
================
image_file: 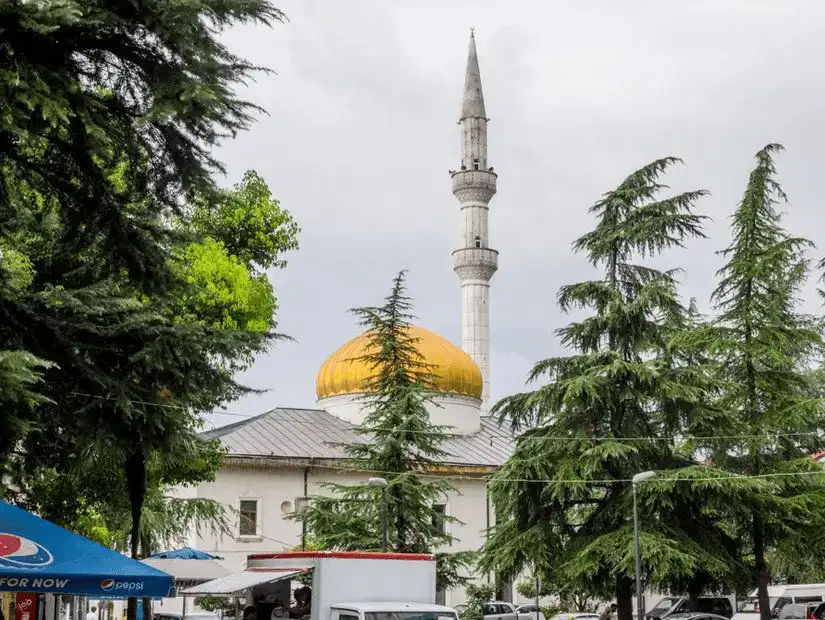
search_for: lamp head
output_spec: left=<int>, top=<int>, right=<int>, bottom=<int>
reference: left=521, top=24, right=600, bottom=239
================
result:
left=632, top=471, right=657, bottom=484
left=367, top=477, right=388, bottom=487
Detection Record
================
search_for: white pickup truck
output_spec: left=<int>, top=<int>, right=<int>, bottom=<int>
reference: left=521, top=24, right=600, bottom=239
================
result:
left=481, top=602, right=534, bottom=620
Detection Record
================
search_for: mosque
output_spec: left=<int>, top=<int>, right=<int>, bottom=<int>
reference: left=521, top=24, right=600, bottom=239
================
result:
left=183, top=32, right=516, bottom=608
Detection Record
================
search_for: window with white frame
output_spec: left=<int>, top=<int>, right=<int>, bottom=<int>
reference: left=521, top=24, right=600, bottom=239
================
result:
left=238, top=498, right=260, bottom=537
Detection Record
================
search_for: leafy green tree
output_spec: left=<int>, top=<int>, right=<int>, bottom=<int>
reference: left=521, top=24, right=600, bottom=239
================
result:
left=3, top=163, right=297, bottom=620
left=480, top=159, right=742, bottom=619
left=295, top=271, right=474, bottom=592
left=192, top=170, right=300, bottom=271
left=689, top=144, right=825, bottom=620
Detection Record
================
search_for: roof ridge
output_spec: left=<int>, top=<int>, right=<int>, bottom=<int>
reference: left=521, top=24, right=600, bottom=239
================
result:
left=202, top=412, right=267, bottom=438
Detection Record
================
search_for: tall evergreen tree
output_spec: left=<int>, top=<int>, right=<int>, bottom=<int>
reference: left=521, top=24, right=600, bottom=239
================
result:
left=1, top=0, right=290, bottom=566
left=296, top=271, right=473, bottom=591
left=0, top=0, right=284, bottom=287
left=480, top=159, right=741, bottom=619
left=694, top=144, right=825, bottom=620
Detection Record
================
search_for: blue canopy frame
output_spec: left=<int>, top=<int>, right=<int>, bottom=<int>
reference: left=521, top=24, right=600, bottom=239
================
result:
left=0, top=500, right=175, bottom=598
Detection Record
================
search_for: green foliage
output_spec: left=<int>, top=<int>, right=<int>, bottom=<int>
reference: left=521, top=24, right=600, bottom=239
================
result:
left=6, top=467, right=115, bottom=546
left=171, top=237, right=276, bottom=332
left=295, top=271, right=473, bottom=591
left=541, top=606, right=565, bottom=619
left=174, top=170, right=300, bottom=332
left=192, top=170, right=300, bottom=271
left=459, top=583, right=496, bottom=620
left=195, top=597, right=232, bottom=613
left=682, top=145, right=825, bottom=618
left=1, top=5, right=293, bottom=619
left=2, top=165, right=293, bottom=573
left=481, top=158, right=742, bottom=617
left=0, top=0, right=284, bottom=287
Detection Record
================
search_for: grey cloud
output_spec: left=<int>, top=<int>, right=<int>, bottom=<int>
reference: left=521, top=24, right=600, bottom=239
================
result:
left=207, top=0, right=825, bottom=427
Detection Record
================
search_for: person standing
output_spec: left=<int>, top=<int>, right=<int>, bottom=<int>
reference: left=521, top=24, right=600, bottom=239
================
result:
left=86, top=606, right=97, bottom=620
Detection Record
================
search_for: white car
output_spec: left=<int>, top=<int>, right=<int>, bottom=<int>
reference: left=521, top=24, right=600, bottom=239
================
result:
left=516, top=605, right=546, bottom=620
left=552, top=613, right=600, bottom=620
left=481, top=602, right=533, bottom=620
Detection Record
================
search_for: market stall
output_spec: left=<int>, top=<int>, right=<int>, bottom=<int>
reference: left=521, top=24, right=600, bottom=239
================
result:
left=142, top=547, right=231, bottom=618
left=0, top=499, right=175, bottom=620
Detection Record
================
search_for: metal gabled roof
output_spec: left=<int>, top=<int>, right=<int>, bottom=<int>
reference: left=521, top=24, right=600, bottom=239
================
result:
left=204, top=407, right=513, bottom=467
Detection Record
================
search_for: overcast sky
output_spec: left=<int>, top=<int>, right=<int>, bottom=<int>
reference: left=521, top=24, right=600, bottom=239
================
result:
left=207, top=0, right=825, bottom=429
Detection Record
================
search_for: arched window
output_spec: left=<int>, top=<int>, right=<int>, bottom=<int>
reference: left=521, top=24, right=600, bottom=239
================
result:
left=474, top=235, right=482, bottom=248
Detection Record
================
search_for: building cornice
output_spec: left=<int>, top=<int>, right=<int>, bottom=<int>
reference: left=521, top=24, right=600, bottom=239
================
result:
left=222, top=454, right=496, bottom=477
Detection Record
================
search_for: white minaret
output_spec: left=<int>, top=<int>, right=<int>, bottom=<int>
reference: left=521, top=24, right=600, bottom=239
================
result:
left=451, top=30, right=498, bottom=409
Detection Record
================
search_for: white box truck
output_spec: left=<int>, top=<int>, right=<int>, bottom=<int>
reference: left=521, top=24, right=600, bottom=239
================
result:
left=183, top=551, right=459, bottom=620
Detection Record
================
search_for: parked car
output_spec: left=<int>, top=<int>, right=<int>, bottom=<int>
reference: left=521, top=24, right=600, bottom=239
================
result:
left=516, top=605, right=546, bottom=620
left=551, top=613, right=600, bottom=620
left=778, top=603, right=824, bottom=620
left=648, top=598, right=734, bottom=620
left=480, top=602, right=533, bottom=620
left=663, top=613, right=729, bottom=620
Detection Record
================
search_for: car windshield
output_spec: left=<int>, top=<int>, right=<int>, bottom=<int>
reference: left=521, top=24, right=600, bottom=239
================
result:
left=740, top=599, right=782, bottom=613
left=365, top=613, right=458, bottom=620
left=650, top=600, right=682, bottom=615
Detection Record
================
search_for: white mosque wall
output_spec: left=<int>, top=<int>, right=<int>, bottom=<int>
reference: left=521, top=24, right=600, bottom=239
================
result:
left=192, top=464, right=494, bottom=606
left=317, top=393, right=483, bottom=434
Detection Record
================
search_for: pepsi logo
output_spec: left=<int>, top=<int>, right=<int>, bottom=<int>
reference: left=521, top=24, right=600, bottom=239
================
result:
left=0, top=534, right=53, bottom=568
left=100, top=579, right=144, bottom=592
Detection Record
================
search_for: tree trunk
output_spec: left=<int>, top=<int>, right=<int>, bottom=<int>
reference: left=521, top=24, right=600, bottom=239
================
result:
left=754, top=513, right=771, bottom=620
left=124, top=449, right=147, bottom=620
left=616, top=575, right=633, bottom=620
left=141, top=534, right=154, bottom=620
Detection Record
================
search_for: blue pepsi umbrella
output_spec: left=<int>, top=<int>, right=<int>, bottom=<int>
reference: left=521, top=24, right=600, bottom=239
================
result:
left=0, top=500, right=175, bottom=598
left=149, top=547, right=220, bottom=560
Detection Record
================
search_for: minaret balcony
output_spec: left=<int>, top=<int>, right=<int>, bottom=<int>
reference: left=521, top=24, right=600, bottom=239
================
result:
left=451, top=169, right=497, bottom=205
left=452, top=247, right=499, bottom=282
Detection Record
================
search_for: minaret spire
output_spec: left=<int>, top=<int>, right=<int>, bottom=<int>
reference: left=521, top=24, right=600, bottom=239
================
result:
left=461, top=29, right=486, bottom=120
left=451, top=30, right=498, bottom=409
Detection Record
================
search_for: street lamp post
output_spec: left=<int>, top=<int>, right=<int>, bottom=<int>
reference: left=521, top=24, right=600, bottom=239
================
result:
left=368, top=477, right=389, bottom=551
left=632, top=471, right=657, bottom=620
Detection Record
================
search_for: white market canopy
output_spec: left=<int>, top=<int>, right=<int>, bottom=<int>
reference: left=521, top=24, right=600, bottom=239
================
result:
left=181, top=569, right=309, bottom=596
left=142, top=558, right=231, bottom=590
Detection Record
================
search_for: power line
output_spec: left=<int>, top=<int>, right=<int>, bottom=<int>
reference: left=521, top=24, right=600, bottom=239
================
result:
left=67, top=391, right=825, bottom=445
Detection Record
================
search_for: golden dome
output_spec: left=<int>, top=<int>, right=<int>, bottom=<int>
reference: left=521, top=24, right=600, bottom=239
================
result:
left=316, top=326, right=483, bottom=400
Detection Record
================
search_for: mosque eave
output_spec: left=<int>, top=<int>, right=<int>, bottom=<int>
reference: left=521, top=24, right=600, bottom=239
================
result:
left=203, top=407, right=513, bottom=468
